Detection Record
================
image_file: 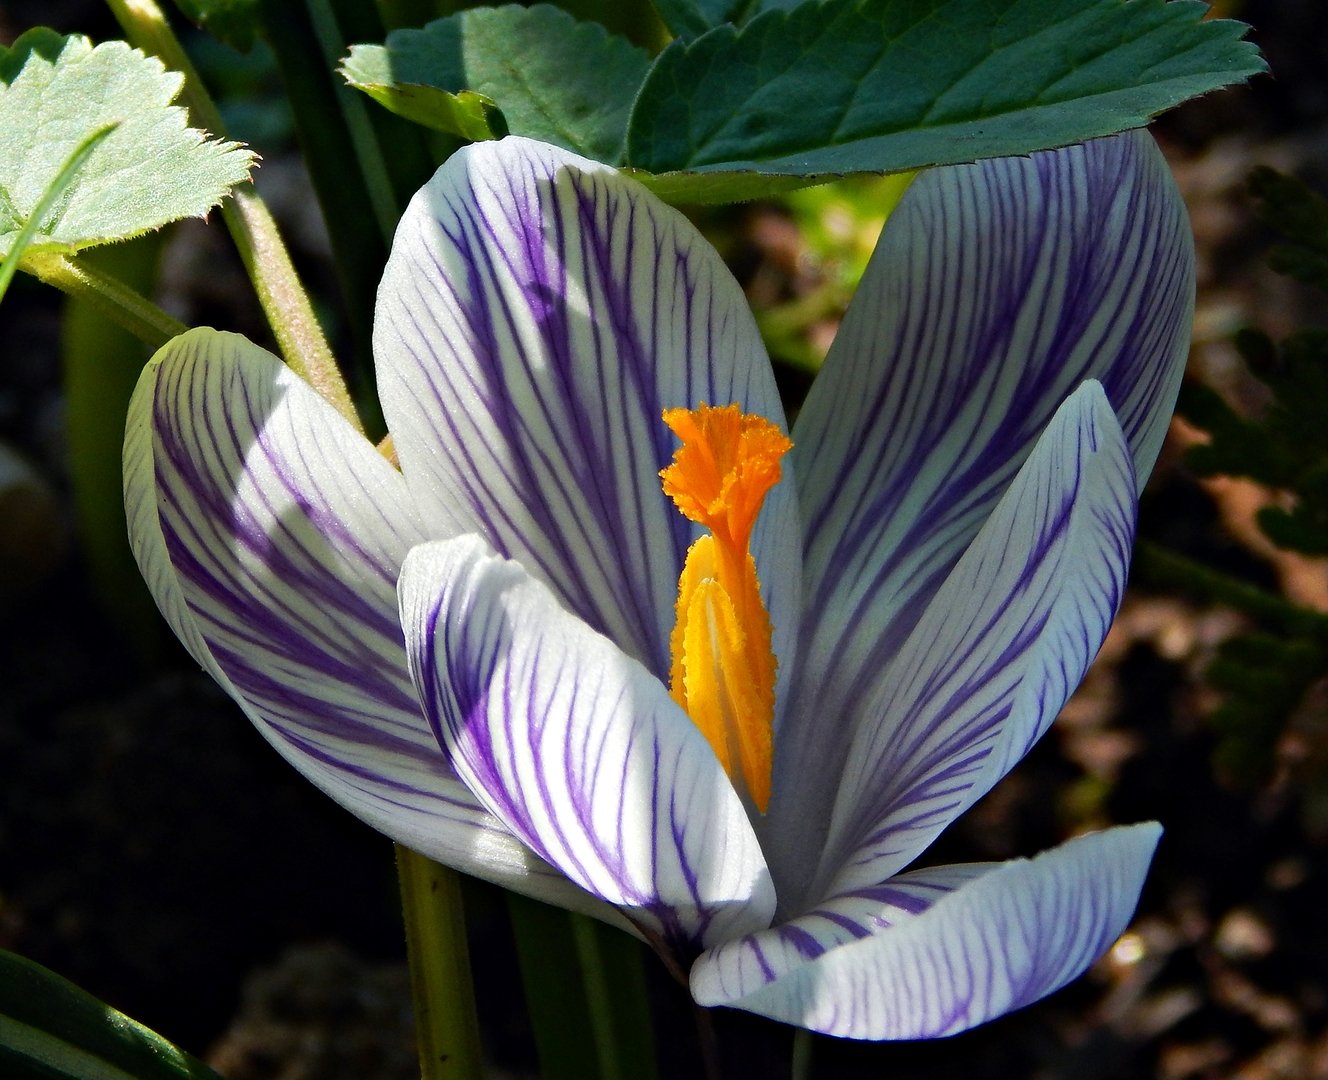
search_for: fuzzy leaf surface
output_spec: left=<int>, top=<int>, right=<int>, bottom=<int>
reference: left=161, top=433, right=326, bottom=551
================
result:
left=0, top=29, right=253, bottom=260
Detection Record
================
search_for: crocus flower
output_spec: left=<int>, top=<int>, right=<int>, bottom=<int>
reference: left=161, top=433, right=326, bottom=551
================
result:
left=124, top=130, right=1192, bottom=1039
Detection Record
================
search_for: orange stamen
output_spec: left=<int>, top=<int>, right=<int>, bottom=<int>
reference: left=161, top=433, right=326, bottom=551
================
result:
left=661, top=403, right=791, bottom=813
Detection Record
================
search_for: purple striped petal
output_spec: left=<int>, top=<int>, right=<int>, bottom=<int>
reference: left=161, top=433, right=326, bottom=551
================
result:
left=124, top=328, right=604, bottom=913
left=375, top=136, right=801, bottom=700
left=692, top=824, right=1161, bottom=1039
left=770, top=131, right=1191, bottom=859
left=789, top=384, right=1135, bottom=900
left=399, top=536, right=776, bottom=952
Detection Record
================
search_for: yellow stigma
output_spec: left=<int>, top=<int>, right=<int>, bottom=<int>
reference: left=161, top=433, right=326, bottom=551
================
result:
left=660, top=403, right=791, bottom=813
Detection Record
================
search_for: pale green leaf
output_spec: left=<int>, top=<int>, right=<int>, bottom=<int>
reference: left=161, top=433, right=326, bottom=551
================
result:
left=0, top=28, right=254, bottom=260
left=0, top=123, right=116, bottom=304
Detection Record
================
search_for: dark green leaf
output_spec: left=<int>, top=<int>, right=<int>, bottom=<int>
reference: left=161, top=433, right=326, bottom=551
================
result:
left=625, top=0, right=1264, bottom=188
left=342, top=5, right=651, bottom=163
left=650, top=0, right=749, bottom=39
left=0, top=949, right=222, bottom=1080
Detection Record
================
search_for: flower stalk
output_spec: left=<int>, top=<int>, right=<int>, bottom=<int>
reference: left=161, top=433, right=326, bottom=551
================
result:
left=396, top=846, right=483, bottom=1080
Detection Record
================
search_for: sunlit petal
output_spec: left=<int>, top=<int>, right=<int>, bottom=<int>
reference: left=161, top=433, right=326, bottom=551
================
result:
left=771, top=131, right=1192, bottom=851
left=400, top=535, right=777, bottom=951
left=804, top=383, right=1135, bottom=896
left=692, top=824, right=1160, bottom=1039
left=376, top=137, right=801, bottom=696
left=125, top=328, right=602, bottom=913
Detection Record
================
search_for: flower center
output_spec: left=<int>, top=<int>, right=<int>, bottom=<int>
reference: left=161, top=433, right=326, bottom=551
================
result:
left=660, top=403, right=791, bottom=813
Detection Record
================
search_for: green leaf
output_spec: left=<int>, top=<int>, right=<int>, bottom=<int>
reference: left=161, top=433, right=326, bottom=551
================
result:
left=627, top=167, right=838, bottom=203
left=625, top=0, right=1265, bottom=187
left=0, top=123, right=116, bottom=306
left=651, top=0, right=749, bottom=39
left=171, top=0, right=263, bottom=52
left=0, top=29, right=254, bottom=262
left=342, top=5, right=652, bottom=163
left=0, top=949, right=222, bottom=1080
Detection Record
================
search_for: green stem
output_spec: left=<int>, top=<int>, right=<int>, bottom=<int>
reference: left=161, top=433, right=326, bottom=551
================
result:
left=790, top=1029, right=813, bottom=1080
left=1134, top=540, right=1328, bottom=637
left=104, top=0, right=360, bottom=432
left=226, top=190, right=361, bottom=429
left=27, top=252, right=186, bottom=348
left=692, top=999, right=723, bottom=1080
left=395, top=846, right=483, bottom=1080
left=507, top=893, right=601, bottom=1080
left=62, top=237, right=166, bottom=662
left=258, top=0, right=434, bottom=423
left=569, top=914, right=657, bottom=1080
left=507, top=895, right=658, bottom=1080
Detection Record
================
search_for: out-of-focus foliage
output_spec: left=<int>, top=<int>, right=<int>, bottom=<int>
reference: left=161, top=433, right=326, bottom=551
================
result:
left=752, top=172, right=911, bottom=374
left=1176, top=169, right=1328, bottom=793
left=172, top=0, right=263, bottom=53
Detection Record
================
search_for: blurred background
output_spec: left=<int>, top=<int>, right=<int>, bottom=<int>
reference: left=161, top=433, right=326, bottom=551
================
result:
left=1, top=1, right=1327, bottom=1077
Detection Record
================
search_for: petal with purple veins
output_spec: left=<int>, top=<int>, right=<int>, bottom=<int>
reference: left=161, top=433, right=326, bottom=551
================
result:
left=399, top=535, right=776, bottom=952
left=800, top=383, right=1136, bottom=898
left=692, top=824, right=1161, bottom=1040
left=771, top=131, right=1192, bottom=850
left=375, top=136, right=801, bottom=693
left=125, top=328, right=604, bottom=913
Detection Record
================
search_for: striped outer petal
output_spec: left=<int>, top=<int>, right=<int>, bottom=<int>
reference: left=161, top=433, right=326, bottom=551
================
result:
left=801, top=384, right=1135, bottom=899
left=399, top=536, right=776, bottom=952
left=691, top=824, right=1161, bottom=1040
left=375, top=136, right=801, bottom=700
left=124, top=328, right=605, bottom=914
left=768, top=130, right=1192, bottom=866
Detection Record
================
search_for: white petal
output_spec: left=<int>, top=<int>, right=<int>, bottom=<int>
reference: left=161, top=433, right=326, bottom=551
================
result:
left=375, top=136, right=800, bottom=701
left=804, top=383, right=1136, bottom=897
left=124, top=328, right=608, bottom=915
left=400, top=535, right=777, bottom=951
left=773, top=131, right=1191, bottom=855
left=692, top=824, right=1161, bottom=1040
